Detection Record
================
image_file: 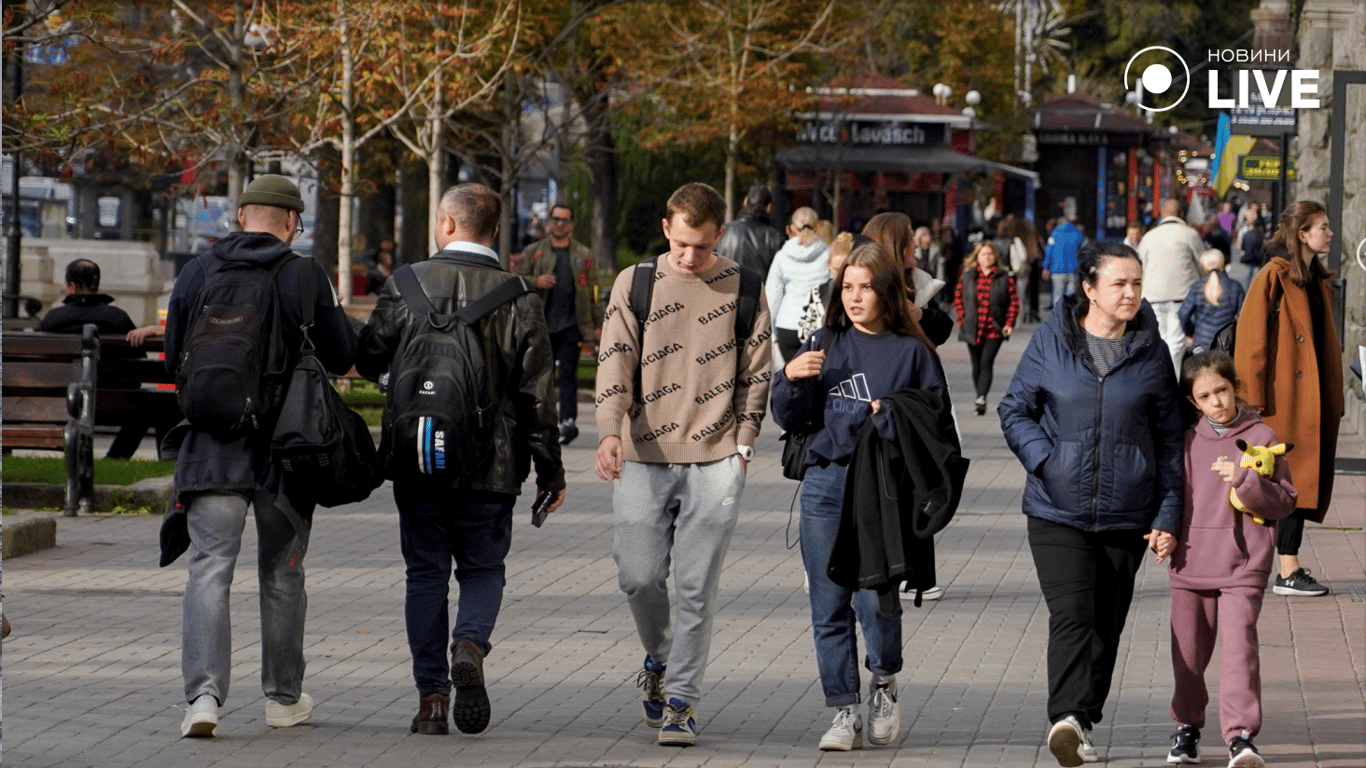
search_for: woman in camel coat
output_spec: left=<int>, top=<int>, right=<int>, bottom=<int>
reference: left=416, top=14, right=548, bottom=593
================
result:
left=1233, top=200, right=1344, bottom=597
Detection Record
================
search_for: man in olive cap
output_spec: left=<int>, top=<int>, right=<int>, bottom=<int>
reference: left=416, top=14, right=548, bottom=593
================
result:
left=164, top=174, right=357, bottom=738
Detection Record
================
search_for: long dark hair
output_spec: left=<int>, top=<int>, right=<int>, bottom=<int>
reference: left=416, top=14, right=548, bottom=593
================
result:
left=825, top=242, right=936, bottom=352
left=1268, top=200, right=1332, bottom=287
left=1075, top=240, right=1141, bottom=318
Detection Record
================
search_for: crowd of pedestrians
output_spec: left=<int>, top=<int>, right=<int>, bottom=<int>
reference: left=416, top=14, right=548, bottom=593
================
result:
left=143, top=180, right=1344, bottom=768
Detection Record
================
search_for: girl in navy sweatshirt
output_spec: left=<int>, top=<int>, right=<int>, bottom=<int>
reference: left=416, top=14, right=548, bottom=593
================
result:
left=772, top=242, right=946, bottom=752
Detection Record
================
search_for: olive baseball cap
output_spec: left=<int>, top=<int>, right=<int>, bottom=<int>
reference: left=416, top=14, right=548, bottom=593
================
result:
left=239, top=174, right=305, bottom=213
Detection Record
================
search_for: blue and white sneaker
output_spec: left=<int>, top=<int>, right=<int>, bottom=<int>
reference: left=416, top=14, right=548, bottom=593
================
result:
left=636, top=656, right=666, bottom=727
left=658, top=697, right=697, bottom=746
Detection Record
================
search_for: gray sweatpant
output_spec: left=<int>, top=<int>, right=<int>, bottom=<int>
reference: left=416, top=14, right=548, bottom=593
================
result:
left=612, top=455, right=746, bottom=708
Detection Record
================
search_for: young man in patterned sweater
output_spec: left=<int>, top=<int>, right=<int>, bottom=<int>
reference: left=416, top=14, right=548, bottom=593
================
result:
left=594, top=182, right=772, bottom=747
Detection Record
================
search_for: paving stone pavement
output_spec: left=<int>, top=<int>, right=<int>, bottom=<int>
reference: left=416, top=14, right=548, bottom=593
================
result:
left=4, top=319, right=1363, bottom=768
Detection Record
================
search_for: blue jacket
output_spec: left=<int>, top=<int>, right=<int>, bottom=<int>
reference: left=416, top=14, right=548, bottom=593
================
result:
left=1042, top=221, right=1083, bottom=276
left=997, top=295, right=1183, bottom=534
left=1178, top=271, right=1245, bottom=350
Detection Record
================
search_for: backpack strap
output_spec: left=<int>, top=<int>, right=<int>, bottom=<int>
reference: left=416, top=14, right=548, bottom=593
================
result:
left=734, top=264, right=761, bottom=343
left=394, top=264, right=530, bottom=325
left=298, top=256, right=316, bottom=352
left=629, top=258, right=658, bottom=404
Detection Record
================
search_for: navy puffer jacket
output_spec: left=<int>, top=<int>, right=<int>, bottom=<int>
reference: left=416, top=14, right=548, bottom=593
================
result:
left=997, top=295, right=1183, bottom=534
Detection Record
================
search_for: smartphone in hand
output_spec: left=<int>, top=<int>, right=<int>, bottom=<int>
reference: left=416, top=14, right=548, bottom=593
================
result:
left=531, top=490, right=553, bottom=527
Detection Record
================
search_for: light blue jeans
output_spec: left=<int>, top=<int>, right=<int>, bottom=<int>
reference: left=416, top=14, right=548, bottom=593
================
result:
left=612, top=455, right=746, bottom=707
left=801, top=462, right=903, bottom=707
left=182, top=489, right=309, bottom=706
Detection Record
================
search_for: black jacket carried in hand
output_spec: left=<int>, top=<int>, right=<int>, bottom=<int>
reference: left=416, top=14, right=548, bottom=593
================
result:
left=715, top=210, right=785, bottom=278
left=356, top=250, right=565, bottom=496
left=829, top=389, right=968, bottom=596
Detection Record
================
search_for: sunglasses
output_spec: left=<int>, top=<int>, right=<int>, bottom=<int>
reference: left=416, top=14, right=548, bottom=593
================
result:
left=796, top=223, right=814, bottom=231
left=550, top=216, right=572, bottom=224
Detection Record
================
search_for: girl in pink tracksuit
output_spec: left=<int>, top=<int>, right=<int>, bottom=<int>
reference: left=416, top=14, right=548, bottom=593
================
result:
left=1161, top=351, right=1297, bottom=768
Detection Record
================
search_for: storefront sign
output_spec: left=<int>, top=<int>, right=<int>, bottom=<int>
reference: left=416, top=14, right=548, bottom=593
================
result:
left=1238, top=155, right=1296, bottom=180
left=797, top=119, right=944, bottom=147
left=1036, top=131, right=1106, bottom=146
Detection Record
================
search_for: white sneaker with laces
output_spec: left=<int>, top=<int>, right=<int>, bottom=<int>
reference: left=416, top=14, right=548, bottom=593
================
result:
left=1080, top=724, right=1098, bottom=763
left=265, top=692, right=314, bottom=727
left=181, top=694, right=218, bottom=738
left=1047, top=715, right=1087, bottom=767
left=900, top=583, right=945, bottom=601
left=819, top=705, right=864, bottom=751
left=867, top=679, right=900, bottom=745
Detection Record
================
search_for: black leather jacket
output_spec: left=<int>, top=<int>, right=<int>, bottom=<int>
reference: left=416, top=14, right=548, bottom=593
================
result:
left=356, top=250, right=565, bottom=495
left=715, top=210, right=785, bottom=277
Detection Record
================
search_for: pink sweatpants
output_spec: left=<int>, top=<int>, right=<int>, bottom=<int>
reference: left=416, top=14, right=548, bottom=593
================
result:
left=1169, top=585, right=1265, bottom=743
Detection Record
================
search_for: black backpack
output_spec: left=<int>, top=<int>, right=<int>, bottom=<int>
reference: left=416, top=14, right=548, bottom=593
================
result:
left=627, top=256, right=762, bottom=401
left=175, top=253, right=293, bottom=436
left=271, top=267, right=383, bottom=508
left=382, top=265, right=530, bottom=482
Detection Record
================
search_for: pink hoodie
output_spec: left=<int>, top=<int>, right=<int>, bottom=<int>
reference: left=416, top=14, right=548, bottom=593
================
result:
left=1169, top=410, right=1298, bottom=591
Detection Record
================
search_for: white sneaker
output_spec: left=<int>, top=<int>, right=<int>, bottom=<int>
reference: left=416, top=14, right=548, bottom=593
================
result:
left=181, top=694, right=218, bottom=738
left=1047, top=715, right=1087, bottom=767
left=265, top=692, right=314, bottom=727
left=819, top=705, right=863, bottom=751
left=867, top=679, right=900, bottom=745
left=1080, top=725, right=1099, bottom=763
left=900, top=583, right=945, bottom=601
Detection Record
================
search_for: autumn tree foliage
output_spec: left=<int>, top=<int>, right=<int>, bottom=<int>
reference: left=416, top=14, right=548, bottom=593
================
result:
left=602, top=0, right=842, bottom=220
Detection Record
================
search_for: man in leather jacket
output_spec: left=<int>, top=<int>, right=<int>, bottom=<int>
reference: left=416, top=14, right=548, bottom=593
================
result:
left=714, top=185, right=785, bottom=278
left=356, top=183, right=566, bottom=737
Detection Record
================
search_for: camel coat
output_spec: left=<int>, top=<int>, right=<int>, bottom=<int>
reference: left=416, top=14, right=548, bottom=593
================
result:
left=1233, top=254, right=1343, bottom=519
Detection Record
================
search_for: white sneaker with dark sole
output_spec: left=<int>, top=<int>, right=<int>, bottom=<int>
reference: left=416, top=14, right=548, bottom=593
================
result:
left=181, top=695, right=218, bottom=738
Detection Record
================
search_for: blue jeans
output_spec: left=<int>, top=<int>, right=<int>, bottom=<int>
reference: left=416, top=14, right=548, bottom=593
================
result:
left=1050, top=272, right=1077, bottom=304
left=396, top=482, right=515, bottom=695
left=800, top=463, right=903, bottom=707
left=182, top=489, right=310, bottom=706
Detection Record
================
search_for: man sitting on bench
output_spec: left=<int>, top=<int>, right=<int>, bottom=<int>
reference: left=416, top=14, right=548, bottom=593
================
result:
left=40, top=258, right=151, bottom=459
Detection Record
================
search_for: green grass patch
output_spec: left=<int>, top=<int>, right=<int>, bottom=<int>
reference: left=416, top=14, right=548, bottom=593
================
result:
left=3, top=456, right=176, bottom=486
left=338, top=378, right=385, bottom=408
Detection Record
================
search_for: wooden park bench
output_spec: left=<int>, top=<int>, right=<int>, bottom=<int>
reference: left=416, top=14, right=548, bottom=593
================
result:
left=2, top=324, right=181, bottom=515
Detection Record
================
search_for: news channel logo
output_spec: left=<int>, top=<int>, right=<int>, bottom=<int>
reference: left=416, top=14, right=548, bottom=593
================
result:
left=1123, top=47, right=1190, bottom=113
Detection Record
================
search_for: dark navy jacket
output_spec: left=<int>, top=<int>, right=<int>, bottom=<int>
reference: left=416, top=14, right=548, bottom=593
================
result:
left=997, top=295, right=1183, bottom=534
left=163, top=232, right=357, bottom=496
left=1178, top=271, right=1246, bottom=350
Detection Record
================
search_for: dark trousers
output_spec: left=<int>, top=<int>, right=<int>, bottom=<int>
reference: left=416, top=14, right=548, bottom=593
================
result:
left=1275, top=510, right=1310, bottom=555
left=396, top=482, right=515, bottom=695
left=966, top=337, right=1005, bottom=399
left=549, top=327, right=582, bottom=423
left=1027, top=516, right=1147, bottom=728
left=776, top=328, right=802, bottom=362
left=1028, top=261, right=1042, bottom=317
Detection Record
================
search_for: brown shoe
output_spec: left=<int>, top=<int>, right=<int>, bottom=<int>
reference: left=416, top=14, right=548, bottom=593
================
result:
left=451, top=639, right=490, bottom=734
left=410, top=692, right=449, bottom=735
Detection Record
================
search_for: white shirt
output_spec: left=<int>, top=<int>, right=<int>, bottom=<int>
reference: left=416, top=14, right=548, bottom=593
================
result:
left=442, top=241, right=499, bottom=263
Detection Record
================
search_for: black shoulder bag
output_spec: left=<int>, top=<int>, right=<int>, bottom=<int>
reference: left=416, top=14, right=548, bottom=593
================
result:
left=779, top=329, right=837, bottom=481
left=271, top=261, right=383, bottom=508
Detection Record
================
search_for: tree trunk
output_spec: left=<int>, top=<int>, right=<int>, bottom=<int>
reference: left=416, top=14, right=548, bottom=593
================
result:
left=335, top=2, right=355, bottom=304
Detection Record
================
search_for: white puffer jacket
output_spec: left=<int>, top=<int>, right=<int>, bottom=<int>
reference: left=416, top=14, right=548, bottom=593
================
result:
left=765, top=237, right=830, bottom=331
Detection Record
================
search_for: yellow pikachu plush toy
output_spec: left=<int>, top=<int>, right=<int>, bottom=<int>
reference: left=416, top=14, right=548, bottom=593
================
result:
left=1230, top=439, right=1293, bottom=525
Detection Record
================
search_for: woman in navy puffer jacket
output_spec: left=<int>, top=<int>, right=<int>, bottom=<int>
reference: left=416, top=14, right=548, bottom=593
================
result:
left=998, top=241, right=1183, bottom=767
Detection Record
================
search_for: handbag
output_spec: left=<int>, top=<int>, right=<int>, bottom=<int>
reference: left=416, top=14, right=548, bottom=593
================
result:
left=270, top=266, right=383, bottom=508
left=779, top=329, right=836, bottom=481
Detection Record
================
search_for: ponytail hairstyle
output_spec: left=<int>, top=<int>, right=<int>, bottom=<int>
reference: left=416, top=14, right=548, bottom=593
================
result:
left=1199, top=249, right=1226, bottom=306
left=1075, top=240, right=1142, bottom=318
left=1268, top=200, right=1332, bottom=287
left=790, top=206, right=819, bottom=246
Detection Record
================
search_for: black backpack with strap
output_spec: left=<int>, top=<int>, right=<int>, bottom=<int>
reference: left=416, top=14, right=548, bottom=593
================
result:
left=175, top=253, right=293, bottom=436
left=627, top=256, right=762, bottom=402
left=382, top=265, right=531, bottom=482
